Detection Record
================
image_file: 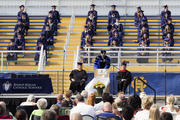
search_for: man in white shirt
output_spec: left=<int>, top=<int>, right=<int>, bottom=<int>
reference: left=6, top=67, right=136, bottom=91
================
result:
left=70, top=94, right=95, bottom=119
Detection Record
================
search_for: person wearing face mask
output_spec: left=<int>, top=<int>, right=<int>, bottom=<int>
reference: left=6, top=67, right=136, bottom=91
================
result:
left=94, top=50, right=111, bottom=69
left=137, top=40, right=149, bottom=63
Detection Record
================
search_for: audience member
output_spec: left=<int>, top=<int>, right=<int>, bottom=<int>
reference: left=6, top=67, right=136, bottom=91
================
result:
left=30, top=98, right=48, bottom=120
left=94, top=93, right=114, bottom=114
left=70, top=94, right=95, bottom=118
left=149, top=104, right=160, bottom=120
left=86, top=93, right=96, bottom=106
left=134, top=96, right=153, bottom=120
left=56, top=94, right=64, bottom=107
left=20, top=95, right=36, bottom=106
left=80, top=90, right=88, bottom=102
left=71, top=113, right=82, bottom=120
left=121, top=106, right=134, bottom=120
left=15, top=109, right=27, bottom=120
left=64, top=90, right=73, bottom=108
left=127, top=95, right=142, bottom=115
left=160, top=112, right=173, bottom=120
left=41, top=110, right=57, bottom=120
left=94, top=102, right=121, bottom=120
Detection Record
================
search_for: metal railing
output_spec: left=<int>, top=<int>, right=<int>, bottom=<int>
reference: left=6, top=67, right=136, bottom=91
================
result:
left=79, top=46, right=180, bottom=71
left=0, top=45, right=45, bottom=71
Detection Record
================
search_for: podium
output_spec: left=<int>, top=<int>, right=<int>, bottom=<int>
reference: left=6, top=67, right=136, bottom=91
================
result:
left=85, top=69, right=110, bottom=95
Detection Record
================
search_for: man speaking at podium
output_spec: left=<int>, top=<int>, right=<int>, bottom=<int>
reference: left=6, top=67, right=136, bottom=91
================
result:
left=117, top=61, right=132, bottom=93
left=94, top=50, right=111, bottom=69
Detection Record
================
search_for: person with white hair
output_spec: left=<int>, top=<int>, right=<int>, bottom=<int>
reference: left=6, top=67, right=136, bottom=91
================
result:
left=29, top=98, right=47, bottom=120
left=20, top=95, right=36, bottom=106
left=80, top=90, right=88, bottom=102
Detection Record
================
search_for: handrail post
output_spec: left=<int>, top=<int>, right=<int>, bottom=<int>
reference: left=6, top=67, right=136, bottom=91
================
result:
left=1, top=52, right=3, bottom=71
left=38, top=45, right=44, bottom=71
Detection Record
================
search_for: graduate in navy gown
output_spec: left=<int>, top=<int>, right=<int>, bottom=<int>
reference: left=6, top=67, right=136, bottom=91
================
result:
left=41, top=25, right=54, bottom=46
left=140, top=33, right=150, bottom=47
left=113, top=18, right=124, bottom=40
left=17, top=5, right=29, bottom=21
left=44, top=12, right=54, bottom=24
left=161, top=13, right=170, bottom=33
left=87, top=20, right=95, bottom=37
left=88, top=4, right=98, bottom=20
left=14, top=19, right=25, bottom=34
left=7, top=40, right=18, bottom=62
left=161, top=5, right=171, bottom=21
left=34, top=41, right=47, bottom=65
left=167, top=18, right=174, bottom=35
left=134, top=6, right=142, bottom=27
left=45, top=18, right=56, bottom=35
left=21, top=13, right=29, bottom=35
left=108, top=5, right=120, bottom=20
left=137, top=40, right=149, bottom=63
left=162, top=25, right=172, bottom=39
left=86, top=13, right=97, bottom=30
left=94, top=50, right=111, bottom=69
left=15, top=34, right=25, bottom=50
left=161, top=41, right=173, bottom=62
left=81, top=25, right=92, bottom=43
left=37, top=34, right=47, bottom=48
left=163, top=33, right=174, bottom=47
left=49, top=5, right=61, bottom=24
left=108, top=32, right=122, bottom=46
left=138, top=26, right=149, bottom=43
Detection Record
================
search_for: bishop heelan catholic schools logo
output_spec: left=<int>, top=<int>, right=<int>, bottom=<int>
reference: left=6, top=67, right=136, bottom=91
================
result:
left=2, top=81, right=12, bottom=92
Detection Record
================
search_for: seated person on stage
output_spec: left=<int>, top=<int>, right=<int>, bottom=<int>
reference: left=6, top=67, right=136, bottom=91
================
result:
left=41, top=25, right=54, bottom=46
left=161, top=5, right=171, bottom=21
left=134, top=6, right=142, bottom=27
left=135, top=10, right=148, bottom=28
left=69, top=62, right=87, bottom=94
left=94, top=50, right=111, bottom=69
left=81, top=25, right=93, bottom=44
left=161, top=41, right=173, bottom=63
left=138, top=19, right=149, bottom=34
left=88, top=4, right=97, bottom=20
left=137, top=40, right=149, bottom=63
left=113, top=18, right=124, bottom=38
left=81, top=34, right=92, bottom=49
left=7, top=40, right=18, bottom=62
left=15, top=34, right=25, bottom=50
left=163, top=33, right=174, bottom=47
left=116, top=61, right=132, bottom=93
left=21, top=13, right=29, bottom=36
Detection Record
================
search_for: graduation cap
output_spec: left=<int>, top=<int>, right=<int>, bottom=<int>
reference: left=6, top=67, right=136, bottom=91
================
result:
left=51, top=5, right=56, bottom=8
left=111, top=5, right=116, bottom=8
left=90, top=4, right=96, bottom=7
left=101, top=50, right=106, bottom=54
left=121, top=61, right=127, bottom=66
left=19, top=5, right=25, bottom=8
left=137, top=6, right=141, bottom=10
left=164, top=5, right=168, bottom=8
left=77, top=62, right=83, bottom=66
